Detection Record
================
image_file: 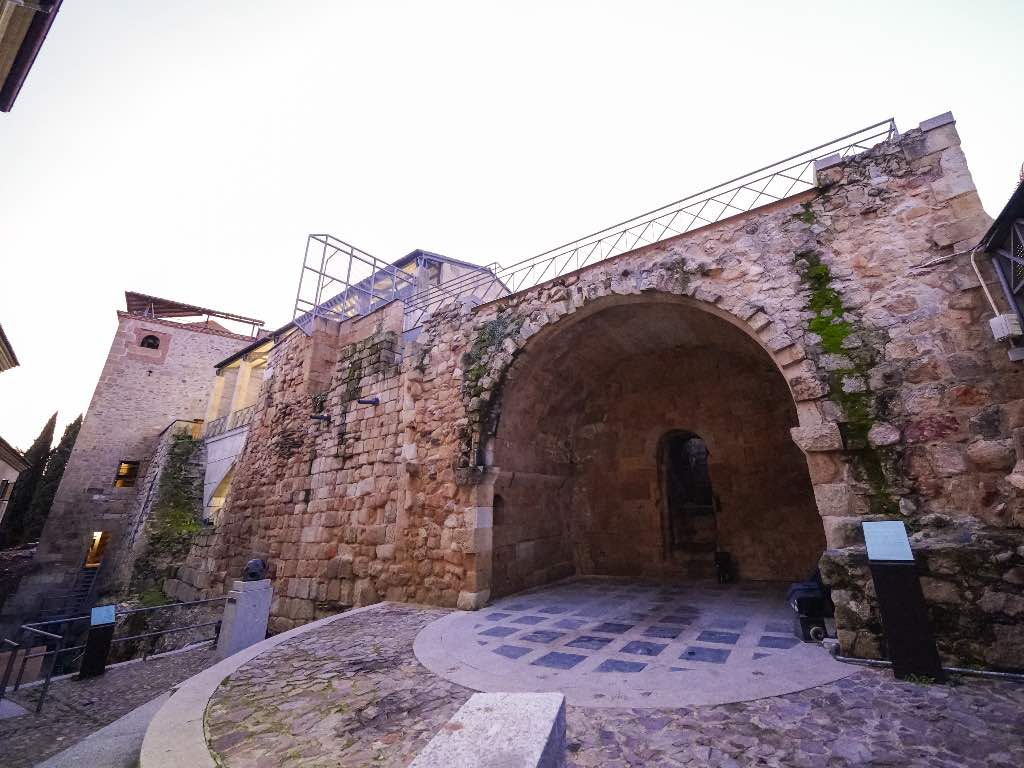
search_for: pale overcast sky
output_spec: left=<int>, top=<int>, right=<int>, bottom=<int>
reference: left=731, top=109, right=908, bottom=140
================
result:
left=1, top=0, right=1021, bottom=449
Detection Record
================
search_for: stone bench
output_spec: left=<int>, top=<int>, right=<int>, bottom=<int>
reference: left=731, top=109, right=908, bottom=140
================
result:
left=410, top=692, right=566, bottom=768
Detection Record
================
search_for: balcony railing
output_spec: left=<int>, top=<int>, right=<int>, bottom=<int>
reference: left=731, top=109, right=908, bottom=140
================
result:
left=204, top=404, right=256, bottom=439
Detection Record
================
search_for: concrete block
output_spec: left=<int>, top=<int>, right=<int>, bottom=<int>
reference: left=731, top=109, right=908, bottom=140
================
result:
left=410, top=692, right=566, bottom=768
left=919, top=111, right=955, bottom=132
left=216, top=579, right=272, bottom=660
left=814, top=154, right=844, bottom=173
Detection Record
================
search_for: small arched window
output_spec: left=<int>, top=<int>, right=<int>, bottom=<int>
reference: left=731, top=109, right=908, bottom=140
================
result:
left=140, top=335, right=160, bottom=349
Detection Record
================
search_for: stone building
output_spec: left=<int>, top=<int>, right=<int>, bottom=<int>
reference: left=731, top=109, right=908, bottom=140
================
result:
left=0, top=293, right=261, bottom=631
left=170, top=112, right=1022, bottom=670
left=0, top=436, right=28, bottom=527
left=0, top=325, right=26, bottom=525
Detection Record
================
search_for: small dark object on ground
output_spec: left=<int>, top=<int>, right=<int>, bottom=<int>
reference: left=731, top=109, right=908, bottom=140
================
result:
left=243, top=559, right=268, bottom=581
left=788, top=568, right=834, bottom=642
left=714, top=551, right=735, bottom=584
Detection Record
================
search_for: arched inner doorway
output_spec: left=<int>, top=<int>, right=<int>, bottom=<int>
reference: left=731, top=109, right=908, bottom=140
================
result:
left=487, top=296, right=825, bottom=597
left=661, top=430, right=719, bottom=575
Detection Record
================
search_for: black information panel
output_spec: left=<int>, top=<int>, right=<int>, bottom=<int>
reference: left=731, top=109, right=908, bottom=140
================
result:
left=78, top=604, right=116, bottom=679
left=862, top=521, right=945, bottom=681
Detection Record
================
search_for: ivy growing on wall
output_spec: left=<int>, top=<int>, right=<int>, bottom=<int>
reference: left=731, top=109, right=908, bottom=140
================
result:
left=130, top=433, right=204, bottom=593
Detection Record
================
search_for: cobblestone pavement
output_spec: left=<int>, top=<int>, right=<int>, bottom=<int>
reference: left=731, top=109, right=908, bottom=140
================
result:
left=564, top=672, right=1024, bottom=767
left=0, top=643, right=217, bottom=768
left=207, top=602, right=1024, bottom=768
left=207, top=604, right=472, bottom=768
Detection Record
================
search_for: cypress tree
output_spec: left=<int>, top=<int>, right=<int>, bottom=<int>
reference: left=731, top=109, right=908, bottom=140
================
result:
left=24, top=414, right=82, bottom=543
left=0, top=413, right=56, bottom=547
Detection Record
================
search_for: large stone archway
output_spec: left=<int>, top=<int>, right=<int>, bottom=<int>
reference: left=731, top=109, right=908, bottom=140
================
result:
left=480, top=294, right=826, bottom=596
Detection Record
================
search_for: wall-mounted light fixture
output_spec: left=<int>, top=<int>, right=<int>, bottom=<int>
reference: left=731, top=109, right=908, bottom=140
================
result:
left=357, top=396, right=380, bottom=406
left=310, top=414, right=331, bottom=423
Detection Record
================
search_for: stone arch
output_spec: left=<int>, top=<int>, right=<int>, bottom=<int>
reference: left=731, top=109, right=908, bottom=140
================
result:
left=458, top=289, right=833, bottom=597
left=464, top=289, right=828, bottom=469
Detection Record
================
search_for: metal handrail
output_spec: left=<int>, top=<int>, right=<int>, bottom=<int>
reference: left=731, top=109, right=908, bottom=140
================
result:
left=0, top=595, right=228, bottom=711
left=205, top=405, right=256, bottom=438
left=115, top=595, right=227, bottom=617
left=288, top=119, right=897, bottom=336
left=400, top=118, right=897, bottom=328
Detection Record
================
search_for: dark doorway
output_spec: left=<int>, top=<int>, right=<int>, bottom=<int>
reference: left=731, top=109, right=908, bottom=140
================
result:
left=662, top=431, right=718, bottom=572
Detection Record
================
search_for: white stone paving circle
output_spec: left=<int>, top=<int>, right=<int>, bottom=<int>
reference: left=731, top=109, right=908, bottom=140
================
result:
left=414, top=578, right=858, bottom=708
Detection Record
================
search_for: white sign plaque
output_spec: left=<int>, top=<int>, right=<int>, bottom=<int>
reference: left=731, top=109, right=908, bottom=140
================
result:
left=862, top=520, right=914, bottom=562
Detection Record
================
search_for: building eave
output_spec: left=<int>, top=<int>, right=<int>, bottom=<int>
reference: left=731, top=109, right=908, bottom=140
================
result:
left=980, top=180, right=1024, bottom=253
left=0, top=322, right=18, bottom=370
left=0, top=0, right=62, bottom=113
left=0, top=435, right=29, bottom=472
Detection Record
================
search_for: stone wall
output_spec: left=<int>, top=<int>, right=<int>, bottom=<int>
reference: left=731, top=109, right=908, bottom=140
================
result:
left=171, top=306, right=489, bottom=631
left=174, top=113, right=1024, bottom=668
left=108, top=420, right=204, bottom=593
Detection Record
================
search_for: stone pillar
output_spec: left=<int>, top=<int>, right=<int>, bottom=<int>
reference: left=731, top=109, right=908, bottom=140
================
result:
left=227, top=359, right=254, bottom=416
left=457, top=466, right=497, bottom=611
left=203, top=373, right=226, bottom=424
left=216, top=579, right=272, bottom=659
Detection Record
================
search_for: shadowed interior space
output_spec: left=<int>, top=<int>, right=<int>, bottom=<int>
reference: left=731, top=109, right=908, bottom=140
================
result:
left=489, top=296, right=825, bottom=597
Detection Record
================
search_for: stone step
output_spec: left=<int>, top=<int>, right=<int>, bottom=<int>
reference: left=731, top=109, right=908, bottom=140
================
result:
left=410, top=692, right=566, bottom=768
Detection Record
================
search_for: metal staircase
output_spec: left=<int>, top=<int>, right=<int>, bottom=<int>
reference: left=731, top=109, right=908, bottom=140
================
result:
left=37, top=567, right=100, bottom=622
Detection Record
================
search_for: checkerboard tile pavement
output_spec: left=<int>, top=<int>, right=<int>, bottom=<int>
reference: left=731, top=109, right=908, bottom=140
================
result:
left=468, top=579, right=804, bottom=677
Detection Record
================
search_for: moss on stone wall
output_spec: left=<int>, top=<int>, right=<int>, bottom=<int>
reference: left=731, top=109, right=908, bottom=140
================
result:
left=463, top=311, right=521, bottom=391
left=795, top=248, right=898, bottom=515
left=311, top=391, right=328, bottom=413
left=130, top=433, right=205, bottom=594
left=794, top=202, right=817, bottom=225
left=459, top=310, right=524, bottom=466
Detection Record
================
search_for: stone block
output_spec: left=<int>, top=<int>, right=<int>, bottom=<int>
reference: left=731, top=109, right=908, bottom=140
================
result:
left=867, top=422, right=900, bottom=447
left=464, top=505, right=493, bottom=529
left=409, top=693, right=566, bottom=768
left=813, top=482, right=853, bottom=517
left=791, top=423, right=843, bottom=452
left=966, top=439, right=1015, bottom=471
left=456, top=589, right=490, bottom=610
left=822, top=515, right=867, bottom=548
left=918, top=111, right=955, bottom=132
left=788, top=374, right=828, bottom=401
left=216, top=579, right=273, bottom=660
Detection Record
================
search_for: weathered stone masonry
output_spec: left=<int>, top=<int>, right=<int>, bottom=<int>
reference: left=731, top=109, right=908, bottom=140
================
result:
left=176, top=115, right=1024, bottom=669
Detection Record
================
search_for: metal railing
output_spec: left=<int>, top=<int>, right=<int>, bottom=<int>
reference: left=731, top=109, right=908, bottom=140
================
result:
left=292, top=235, right=420, bottom=334
left=0, top=596, right=226, bottom=712
left=204, top=404, right=256, bottom=439
left=287, top=119, right=897, bottom=336
left=400, top=118, right=897, bottom=328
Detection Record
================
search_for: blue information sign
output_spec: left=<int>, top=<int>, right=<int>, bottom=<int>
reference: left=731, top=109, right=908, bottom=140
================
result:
left=90, top=604, right=116, bottom=626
